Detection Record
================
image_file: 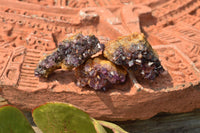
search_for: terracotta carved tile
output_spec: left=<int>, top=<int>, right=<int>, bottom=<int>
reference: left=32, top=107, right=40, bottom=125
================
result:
left=0, top=0, right=200, bottom=121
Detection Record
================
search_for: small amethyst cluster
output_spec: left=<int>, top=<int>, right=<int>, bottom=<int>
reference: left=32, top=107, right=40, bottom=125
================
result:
left=34, top=50, right=64, bottom=78
left=75, top=58, right=127, bottom=90
left=104, top=33, right=165, bottom=80
left=59, top=33, right=104, bottom=69
left=34, top=33, right=103, bottom=78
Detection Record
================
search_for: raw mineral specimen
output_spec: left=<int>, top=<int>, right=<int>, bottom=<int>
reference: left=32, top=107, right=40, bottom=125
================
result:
left=34, top=33, right=104, bottom=78
left=35, top=32, right=164, bottom=91
left=34, top=50, right=64, bottom=78
left=104, top=33, right=165, bottom=80
left=75, top=57, right=127, bottom=90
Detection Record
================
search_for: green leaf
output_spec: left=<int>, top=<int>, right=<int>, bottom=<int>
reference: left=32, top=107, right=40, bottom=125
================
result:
left=32, top=102, right=97, bottom=133
left=92, top=118, right=107, bottom=133
left=0, top=105, right=35, bottom=133
left=97, top=120, right=128, bottom=133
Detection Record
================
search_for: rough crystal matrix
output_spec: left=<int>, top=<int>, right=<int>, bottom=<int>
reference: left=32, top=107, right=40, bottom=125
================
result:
left=75, top=57, right=127, bottom=90
left=104, top=33, right=165, bottom=80
left=35, top=32, right=165, bottom=91
left=34, top=33, right=104, bottom=78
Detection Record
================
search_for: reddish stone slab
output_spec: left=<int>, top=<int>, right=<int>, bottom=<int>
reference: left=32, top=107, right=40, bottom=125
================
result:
left=1, top=44, right=200, bottom=121
left=0, top=0, right=200, bottom=121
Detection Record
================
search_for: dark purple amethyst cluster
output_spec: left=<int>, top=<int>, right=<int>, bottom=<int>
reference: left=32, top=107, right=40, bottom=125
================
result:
left=133, top=49, right=165, bottom=80
left=35, top=32, right=165, bottom=91
left=34, top=50, right=64, bottom=78
left=75, top=58, right=127, bottom=90
left=34, top=33, right=104, bottom=78
left=59, top=33, right=104, bottom=69
left=104, top=33, right=165, bottom=80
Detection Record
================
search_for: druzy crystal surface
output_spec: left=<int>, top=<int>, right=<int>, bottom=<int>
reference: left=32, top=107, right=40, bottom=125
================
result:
left=34, top=33, right=103, bottom=78
left=75, top=57, right=127, bottom=90
left=104, top=33, right=165, bottom=80
left=35, top=32, right=165, bottom=90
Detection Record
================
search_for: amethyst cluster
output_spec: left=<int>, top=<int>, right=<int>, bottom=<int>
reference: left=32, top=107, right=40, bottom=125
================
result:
left=34, top=33, right=104, bottom=78
left=104, top=33, right=165, bottom=80
left=59, top=33, right=104, bottom=69
left=34, top=50, right=64, bottom=78
left=75, top=58, right=127, bottom=90
left=35, top=32, right=165, bottom=90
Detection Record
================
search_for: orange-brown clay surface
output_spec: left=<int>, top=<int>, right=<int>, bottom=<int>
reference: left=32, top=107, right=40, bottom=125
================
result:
left=0, top=0, right=200, bottom=121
